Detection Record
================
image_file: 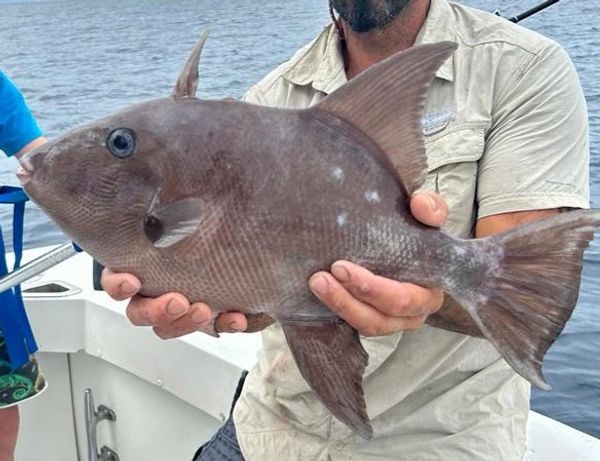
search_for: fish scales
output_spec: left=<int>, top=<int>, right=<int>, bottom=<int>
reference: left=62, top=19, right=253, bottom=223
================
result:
left=133, top=102, right=427, bottom=309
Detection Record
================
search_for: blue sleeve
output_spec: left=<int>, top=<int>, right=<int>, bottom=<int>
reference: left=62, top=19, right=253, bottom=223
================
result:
left=0, top=72, right=43, bottom=157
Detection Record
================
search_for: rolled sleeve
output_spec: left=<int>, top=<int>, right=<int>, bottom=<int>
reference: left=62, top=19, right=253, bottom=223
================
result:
left=477, top=43, right=590, bottom=218
left=0, top=72, right=43, bottom=156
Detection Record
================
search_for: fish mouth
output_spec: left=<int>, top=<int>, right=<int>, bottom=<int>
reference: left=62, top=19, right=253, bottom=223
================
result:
left=16, top=157, right=34, bottom=183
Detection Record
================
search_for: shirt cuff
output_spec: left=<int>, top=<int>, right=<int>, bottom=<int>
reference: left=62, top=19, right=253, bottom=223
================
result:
left=2, top=125, right=43, bottom=157
left=478, top=193, right=590, bottom=219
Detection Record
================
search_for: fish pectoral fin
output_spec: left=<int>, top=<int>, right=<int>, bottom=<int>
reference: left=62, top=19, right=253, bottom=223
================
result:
left=281, top=317, right=373, bottom=440
left=144, top=197, right=209, bottom=248
left=314, top=42, right=457, bottom=196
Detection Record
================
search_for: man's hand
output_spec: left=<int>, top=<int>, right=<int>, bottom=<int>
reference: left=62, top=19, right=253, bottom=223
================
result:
left=100, top=269, right=248, bottom=338
left=102, top=192, right=448, bottom=339
left=309, top=193, right=448, bottom=336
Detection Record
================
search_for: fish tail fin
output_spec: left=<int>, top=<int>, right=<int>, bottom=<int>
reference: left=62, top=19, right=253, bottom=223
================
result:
left=450, top=210, right=600, bottom=389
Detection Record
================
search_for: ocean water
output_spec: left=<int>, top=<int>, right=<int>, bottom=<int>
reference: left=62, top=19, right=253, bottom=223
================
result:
left=1, top=0, right=599, bottom=438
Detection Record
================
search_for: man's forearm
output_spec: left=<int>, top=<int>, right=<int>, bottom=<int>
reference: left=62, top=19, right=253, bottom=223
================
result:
left=426, top=294, right=483, bottom=337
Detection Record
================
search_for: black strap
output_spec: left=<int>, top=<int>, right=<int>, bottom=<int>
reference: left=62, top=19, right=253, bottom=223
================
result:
left=92, top=260, right=105, bottom=291
left=229, top=370, right=249, bottom=418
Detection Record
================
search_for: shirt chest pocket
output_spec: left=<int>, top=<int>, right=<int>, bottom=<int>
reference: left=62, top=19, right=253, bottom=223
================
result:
left=419, top=127, right=486, bottom=238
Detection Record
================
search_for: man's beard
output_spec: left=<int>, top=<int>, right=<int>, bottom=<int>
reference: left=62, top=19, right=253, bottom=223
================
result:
left=330, top=0, right=411, bottom=33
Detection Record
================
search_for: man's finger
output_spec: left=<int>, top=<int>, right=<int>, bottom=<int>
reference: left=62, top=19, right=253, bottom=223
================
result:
left=126, top=292, right=191, bottom=327
left=309, top=272, right=420, bottom=336
left=100, top=268, right=141, bottom=301
left=215, top=312, right=248, bottom=333
left=153, top=303, right=213, bottom=339
left=410, top=192, right=448, bottom=228
left=330, top=261, right=444, bottom=317
left=156, top=310, right=250, bottom=338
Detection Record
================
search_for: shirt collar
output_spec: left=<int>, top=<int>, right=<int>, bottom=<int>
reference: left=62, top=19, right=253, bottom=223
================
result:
left=282, top=0, right=456, bottom=94
left=282, top=25, right=346, bottom=94
left=415, top=0, right=456, bottom=81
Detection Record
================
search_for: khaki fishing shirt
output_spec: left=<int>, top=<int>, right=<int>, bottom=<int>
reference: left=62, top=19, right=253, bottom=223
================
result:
left=233, top=1, right=590, bottom=459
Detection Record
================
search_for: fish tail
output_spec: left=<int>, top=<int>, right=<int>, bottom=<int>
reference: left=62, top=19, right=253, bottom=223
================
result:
left=449, top=209, right=600, bottom=390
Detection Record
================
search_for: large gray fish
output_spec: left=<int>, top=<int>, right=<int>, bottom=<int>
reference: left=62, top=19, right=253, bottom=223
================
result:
left=18, top=34, right=600, bottom=439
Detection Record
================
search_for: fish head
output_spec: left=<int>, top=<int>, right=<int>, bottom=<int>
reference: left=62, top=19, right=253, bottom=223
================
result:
left=17, top=98, right=175, bottom=253
left=17, top=32, right=216, bottom=258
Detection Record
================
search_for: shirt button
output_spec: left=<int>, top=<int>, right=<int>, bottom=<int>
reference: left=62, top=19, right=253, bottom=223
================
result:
left=333, top=441, right=344, bottom=451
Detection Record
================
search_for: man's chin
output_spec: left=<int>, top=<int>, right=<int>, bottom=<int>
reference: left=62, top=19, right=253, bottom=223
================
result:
left=345, top=17, right=399, bottom=34
left=347, top=22, right=383, bottom=33
left=331, top=0, right=411, bottom=34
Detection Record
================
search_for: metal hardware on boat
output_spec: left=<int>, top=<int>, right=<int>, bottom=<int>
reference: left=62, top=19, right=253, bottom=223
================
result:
left=98, top=447, right=120, bottom=461
left=22, top=280, right=82, bottom=297
left=0, top=241, right=82, bottom=294
left=84, top=388, right=119, bottom=461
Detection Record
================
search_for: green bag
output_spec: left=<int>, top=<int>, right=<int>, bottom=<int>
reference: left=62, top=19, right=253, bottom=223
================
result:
left=0, top=329, right=46, bottom=408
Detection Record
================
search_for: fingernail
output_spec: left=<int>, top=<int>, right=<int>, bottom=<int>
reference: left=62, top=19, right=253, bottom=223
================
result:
left=310, top=275, right=329, bottom=296
left=119, top=282, right=137, bottom=295
left=191, top=309, right=208, bottom=324
left=167, top=299, right=187, bottom=316
left=228, top=321, right=243, bottom=332
left=427, top=195, right=438, bottom=212
left=331, top=263, right=350, bottom=282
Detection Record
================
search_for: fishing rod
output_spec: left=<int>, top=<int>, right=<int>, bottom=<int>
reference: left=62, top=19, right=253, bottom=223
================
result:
left=494, top=0, right=562, bottom=23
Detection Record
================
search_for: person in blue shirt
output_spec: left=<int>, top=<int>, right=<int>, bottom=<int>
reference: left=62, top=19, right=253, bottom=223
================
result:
left=0, top=71, right=47, bottom=461
left=0, top=73, right=46, bottom=160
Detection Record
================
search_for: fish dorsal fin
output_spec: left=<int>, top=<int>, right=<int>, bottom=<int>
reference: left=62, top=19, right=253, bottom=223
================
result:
left=172, top=31, right=209, bottom=98
left=315, top=42, right=457, bottom=196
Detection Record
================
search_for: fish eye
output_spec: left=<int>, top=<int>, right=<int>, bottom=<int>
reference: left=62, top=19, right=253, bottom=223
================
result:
left=107, top=128, right=136, bottom=158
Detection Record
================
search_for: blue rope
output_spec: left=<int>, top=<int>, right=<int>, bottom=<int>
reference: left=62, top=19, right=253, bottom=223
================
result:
left=0, top=186, right=38, bottom=369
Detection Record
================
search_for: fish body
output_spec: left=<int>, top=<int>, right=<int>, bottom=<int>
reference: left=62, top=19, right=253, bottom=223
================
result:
left=18, top=35, right=600, bottom=439
left=38, top=98, right=449, bottom=313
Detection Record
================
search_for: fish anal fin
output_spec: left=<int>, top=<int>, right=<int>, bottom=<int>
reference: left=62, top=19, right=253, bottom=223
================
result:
left=244, top=313, right=276, bottom=333
left=281, top=317, right=373, bottom=439
left=315, top=42, right=457, bottom=196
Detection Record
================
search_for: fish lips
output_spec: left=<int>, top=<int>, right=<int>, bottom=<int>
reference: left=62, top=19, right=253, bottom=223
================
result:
left=16, top=144, right=50, bottom=184
left=16, top=157, right=34, bottom=184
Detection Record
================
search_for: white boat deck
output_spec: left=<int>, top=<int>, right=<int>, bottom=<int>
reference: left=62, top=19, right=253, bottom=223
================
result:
left=11, top=246, right=600, bottom=460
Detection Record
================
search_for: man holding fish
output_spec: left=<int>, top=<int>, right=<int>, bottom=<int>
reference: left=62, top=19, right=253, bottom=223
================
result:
left=90, top=0, right=587, bottom=459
